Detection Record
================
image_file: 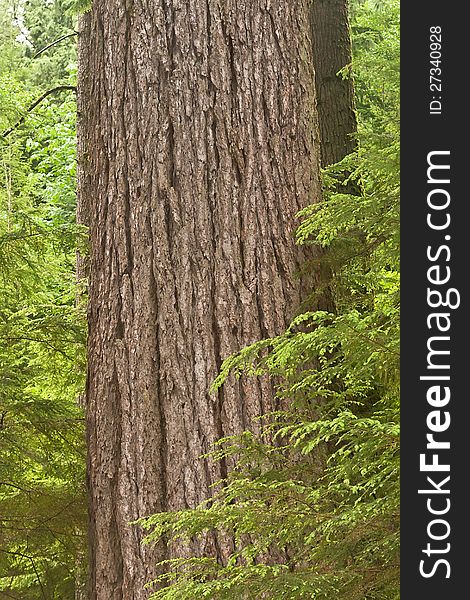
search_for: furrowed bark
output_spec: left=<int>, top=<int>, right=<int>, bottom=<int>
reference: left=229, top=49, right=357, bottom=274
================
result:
left=77, top=1, right=324, bottom=597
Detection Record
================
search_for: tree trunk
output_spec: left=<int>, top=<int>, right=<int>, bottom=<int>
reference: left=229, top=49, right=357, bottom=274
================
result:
left=311, top=0, right=357, bottom=167
left=77, top=1, right=323, bottom=598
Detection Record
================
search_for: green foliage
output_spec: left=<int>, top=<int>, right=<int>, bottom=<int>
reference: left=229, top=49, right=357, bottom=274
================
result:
left=23, top=0, right=77, bottom=86
left=0, top=3, right=86, bottom=598
left=140, top=405, right=399, bottom=599
left=71, top=0, right=92, bottom=15
left=139, top=1, right=400, bottom=598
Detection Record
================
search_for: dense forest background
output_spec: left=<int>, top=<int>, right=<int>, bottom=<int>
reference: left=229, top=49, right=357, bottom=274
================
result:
left=0, top=0, right=399, bottom=598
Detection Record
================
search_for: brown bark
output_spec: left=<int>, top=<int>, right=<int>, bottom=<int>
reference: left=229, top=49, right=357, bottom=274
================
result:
left=311, top=0, right=357, bottom=167
left=77, top=1, right=323, bottom=598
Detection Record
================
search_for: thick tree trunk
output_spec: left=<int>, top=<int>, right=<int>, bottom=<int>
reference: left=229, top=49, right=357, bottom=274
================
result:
left=311, top=0, right=357, bottom=166
left=77, top=1, right=323, bottom=598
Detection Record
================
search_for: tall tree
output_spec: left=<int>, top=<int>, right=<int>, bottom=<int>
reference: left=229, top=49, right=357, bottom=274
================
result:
left=138, top=3, right=400, bottom=598
left=311, top=0, right=357, bottom=167
left=77, top=1, right=325, bottom=597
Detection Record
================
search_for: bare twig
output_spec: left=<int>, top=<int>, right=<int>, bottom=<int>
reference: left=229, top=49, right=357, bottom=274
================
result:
left=0, top=549, right=46, bottom=599
left=33, top=32, right=78, bottom=59
left=2, top=86, right=76, bottom=138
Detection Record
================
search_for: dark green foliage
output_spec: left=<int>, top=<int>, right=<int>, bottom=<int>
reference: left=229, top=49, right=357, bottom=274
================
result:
left=138, top=1, right=400, bottom=598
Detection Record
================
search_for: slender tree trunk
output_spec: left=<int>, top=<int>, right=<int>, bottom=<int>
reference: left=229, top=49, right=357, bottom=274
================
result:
left=77, top=1, right=323, bottom=598
left=311, top=0, right=358, bottom=296
left=311, top=0, right=357, bottom=167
